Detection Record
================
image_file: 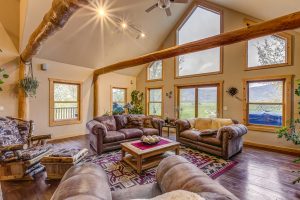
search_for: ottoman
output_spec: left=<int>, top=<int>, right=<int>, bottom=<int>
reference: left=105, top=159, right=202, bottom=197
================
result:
left=41, top=148, right=88, bottom=179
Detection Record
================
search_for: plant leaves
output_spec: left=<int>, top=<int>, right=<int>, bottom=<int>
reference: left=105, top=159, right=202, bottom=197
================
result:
left=3, top=74, right=9, bottom=78
left=0, top=80, right=4, bottom=84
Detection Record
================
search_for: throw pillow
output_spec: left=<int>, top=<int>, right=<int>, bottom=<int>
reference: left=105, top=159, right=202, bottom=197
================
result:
left=132, top=190, right=205, bottom=200
left=211, top=118, right=233, bottom=129
left=143, top=117, right=154, bottom=128
left=126, top=116, right=143, bottom=129
left=194, top=118, right=212, bottom=130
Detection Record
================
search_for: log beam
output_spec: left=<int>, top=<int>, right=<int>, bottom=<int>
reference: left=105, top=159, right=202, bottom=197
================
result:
left=18, top=0, right=91, bottom=119
left=20, top=0, right=91, bottom=63
left=94, top=11, right=300, bottom=76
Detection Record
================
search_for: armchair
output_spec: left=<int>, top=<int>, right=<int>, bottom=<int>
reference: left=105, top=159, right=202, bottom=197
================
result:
left=0, top=117, right=52, bottom=180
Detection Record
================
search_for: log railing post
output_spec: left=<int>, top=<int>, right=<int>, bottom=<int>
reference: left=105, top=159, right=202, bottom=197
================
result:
left=18, top=60, right=28, bottom=120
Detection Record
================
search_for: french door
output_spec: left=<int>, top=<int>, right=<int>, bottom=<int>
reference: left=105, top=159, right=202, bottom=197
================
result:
left=178, top=84, right=220, bottom=119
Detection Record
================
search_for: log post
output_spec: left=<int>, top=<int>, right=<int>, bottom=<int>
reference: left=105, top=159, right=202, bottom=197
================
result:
left=18, top=61, right=28, bottom=119
left=93, top=75, right=99, bottom=117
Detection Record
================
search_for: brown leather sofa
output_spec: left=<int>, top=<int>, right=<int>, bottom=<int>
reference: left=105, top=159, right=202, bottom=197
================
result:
left=86, top=115, right=164, bottom=154
left=51, top=155, right=239, bottom=200
left=176, top=118, right=248, bottom=159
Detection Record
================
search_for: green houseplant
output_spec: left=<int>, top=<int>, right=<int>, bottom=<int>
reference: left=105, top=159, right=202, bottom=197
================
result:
left=128, top=90, right=144, bottom=114
left=19, top=62, right=39, bottom=97
left=0, top=68, right=9, bottom=91
left=277, top=80, right=300, bottom=184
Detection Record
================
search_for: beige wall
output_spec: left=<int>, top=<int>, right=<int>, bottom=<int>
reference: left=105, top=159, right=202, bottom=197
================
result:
left=136, top=4, right=300, bottom=149
left=97, top=73, right=136, bottom=115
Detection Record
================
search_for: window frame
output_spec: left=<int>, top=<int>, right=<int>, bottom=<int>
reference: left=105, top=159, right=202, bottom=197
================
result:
left=146, top=86, right=164, bottom=117
left=175, top=81, right=223, bottom=119
left=175, top=2, right=224, bottom=79
left=111, top=87, right=127, bottom=112
left=243, top=75, right=293, bottom=132
left=146, top=60, right=163, bottom=82
left=49, top=78, right=82, bottom=127
left=244, top=19, right=292, bottom=71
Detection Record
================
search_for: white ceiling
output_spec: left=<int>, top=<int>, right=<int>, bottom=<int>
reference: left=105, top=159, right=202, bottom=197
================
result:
left=21, top=0, right=191, bottom=75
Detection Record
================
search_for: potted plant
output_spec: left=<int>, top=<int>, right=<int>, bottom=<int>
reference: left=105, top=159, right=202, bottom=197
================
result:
left=19, top=62, right=39, bottom=97
left=128, top=90, right=144, bottom=114
left=277, top=80, right=300, bottom=184
left=0, top=68, right=9, bottom=91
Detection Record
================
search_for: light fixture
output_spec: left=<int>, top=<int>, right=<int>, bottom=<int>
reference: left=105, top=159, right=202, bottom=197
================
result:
left=121, top=22, right=127, bottom=29
left=97, top=7, right=106, bottom=17
left=140, top=32, right=146, bottom=38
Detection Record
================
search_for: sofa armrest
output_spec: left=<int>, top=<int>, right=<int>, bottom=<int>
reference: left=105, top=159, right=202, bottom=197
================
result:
left=217, top=124, right=248, bottom=140
left=175, top=119, right=191, bottom=133
left=86, top=120, right=107, bottom=137
left=152, top=118, right=164, bottom=129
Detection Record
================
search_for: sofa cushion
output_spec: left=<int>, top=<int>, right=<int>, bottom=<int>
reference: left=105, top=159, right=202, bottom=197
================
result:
left=114, top=115, right=128, bottom=130
left=199, top=129, right=218, bottom=136
left=187, top=119, right=196, bottom=129
left=143, top=117, right=154, bottom=128
left=0, top=118, right=24, bottom=146
left=142, top=128, right=159, bottom=136
left=198, top=134, right=221, bottom=146
left=103, top=131, right=125, bottom=143
left=94, top=116, right=117, bottom=131
left=180, top=130, right=201, bottom=141
left=126, top=116, right=143, bottom=129
left=119, top=128, right=143, bottom=139
left=194, top=118, right=212, bottom=130
left=211, top=118, right=233, bottom=129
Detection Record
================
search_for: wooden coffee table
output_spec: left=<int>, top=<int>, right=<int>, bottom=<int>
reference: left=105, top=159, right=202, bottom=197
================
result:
left=121, top=138, right=180, bottom=174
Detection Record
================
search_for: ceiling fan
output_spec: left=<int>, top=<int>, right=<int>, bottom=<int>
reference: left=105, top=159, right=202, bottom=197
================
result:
left=145, top=0, right=189, bottom=17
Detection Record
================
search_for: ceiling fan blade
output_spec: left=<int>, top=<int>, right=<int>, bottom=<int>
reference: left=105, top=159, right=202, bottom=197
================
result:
left=145, top=3, right=158, bottom=13
left=171, top=0, right=189, bottom=3
left=165, top=7, right=172, bottom=16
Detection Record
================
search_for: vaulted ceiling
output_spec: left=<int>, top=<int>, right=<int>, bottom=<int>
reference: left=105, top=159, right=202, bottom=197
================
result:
left=1, top=0, right=300, bottom=75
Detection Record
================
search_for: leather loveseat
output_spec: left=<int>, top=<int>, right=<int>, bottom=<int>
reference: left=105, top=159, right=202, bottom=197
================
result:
left=86, top=115, right=164, bottom=154
left=51, top=155, right=239, bottom=200
left=176, top=118, right=248, bottom=159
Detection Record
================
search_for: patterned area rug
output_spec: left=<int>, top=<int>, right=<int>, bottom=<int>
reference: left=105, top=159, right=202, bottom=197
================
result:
left=81, top=146, right=237, bottom=191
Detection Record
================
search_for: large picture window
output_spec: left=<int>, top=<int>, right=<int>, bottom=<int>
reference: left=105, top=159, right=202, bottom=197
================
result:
left=147, top=60, right=163, bottom=81
left=176, top=5, right=222, bottom=77
left=177, top=83, right=222, bottom=119
left=112, top=87, right=127, bottom=114
left=243, top=76, right=292, bottom=132
left=49, top=79, right=82, bottom=126
left=147, top=87, right=163, bottom=116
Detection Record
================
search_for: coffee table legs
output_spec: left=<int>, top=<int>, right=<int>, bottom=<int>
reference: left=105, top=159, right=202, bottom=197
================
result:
left=121, top=148, right=126, bottom=159
left=137, top=155, right=142, bottom=174
left=175, top=146, right=180, bottom=155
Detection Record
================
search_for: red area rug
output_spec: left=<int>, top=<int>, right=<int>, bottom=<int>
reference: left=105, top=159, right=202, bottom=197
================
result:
left=81, top=146, right=237, bottom=191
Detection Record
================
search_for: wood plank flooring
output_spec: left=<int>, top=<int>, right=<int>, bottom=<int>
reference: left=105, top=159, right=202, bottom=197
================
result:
left=1, top=133, right=300, bottom=200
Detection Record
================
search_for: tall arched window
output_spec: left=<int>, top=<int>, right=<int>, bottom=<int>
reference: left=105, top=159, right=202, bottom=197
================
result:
left=176, top=5, right=222, bottom=77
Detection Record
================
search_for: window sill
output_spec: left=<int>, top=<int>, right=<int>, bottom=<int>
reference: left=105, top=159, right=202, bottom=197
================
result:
left=49, top=119, right=82, bottom=127
left=175, top=71, right=222, bottom=79
left=247, top=125, right=281, bottom=133
left=244, top=63, right=291, bottom=71
left=146, top=78, right=163, bottom=82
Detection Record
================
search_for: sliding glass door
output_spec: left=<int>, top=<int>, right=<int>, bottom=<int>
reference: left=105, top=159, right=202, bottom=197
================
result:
left=178, top=85, right=219, bottom=119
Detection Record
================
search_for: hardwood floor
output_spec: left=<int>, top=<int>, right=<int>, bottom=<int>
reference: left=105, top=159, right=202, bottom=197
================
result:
left=1, top=133, right=300, bottom=200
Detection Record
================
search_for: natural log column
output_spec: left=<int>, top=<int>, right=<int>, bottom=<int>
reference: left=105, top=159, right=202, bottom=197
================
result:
left=18, top=61, right=28, bottom=119
left=93, top=75, right=99, bottom=117
left=94, top=11, right=300, bottom=76
left=18, top=0, right=91, bottom=119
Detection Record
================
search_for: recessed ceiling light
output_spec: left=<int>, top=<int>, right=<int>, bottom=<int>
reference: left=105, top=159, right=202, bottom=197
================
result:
left=97, top=7, right=106, bottom=17
left=140, top=33, right=146, bottom=38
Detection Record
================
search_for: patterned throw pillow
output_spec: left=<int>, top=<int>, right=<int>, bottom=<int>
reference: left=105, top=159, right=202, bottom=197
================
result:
left=143, top=117, right=154, bottom=128
left=126, top=116, right=143, bottom=129
left=0, top=118, right=24, bottom=146
left=101, top=119, right=117, bottom=131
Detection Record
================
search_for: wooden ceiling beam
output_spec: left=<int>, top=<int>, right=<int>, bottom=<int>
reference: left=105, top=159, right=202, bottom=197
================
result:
left=20, top=0, right=90, bottom=63
left=94, top=11, right=300, bottom=76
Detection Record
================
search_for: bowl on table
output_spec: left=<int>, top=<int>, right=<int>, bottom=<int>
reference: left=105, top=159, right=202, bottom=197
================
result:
left=140, top=135, right=161, bottom=145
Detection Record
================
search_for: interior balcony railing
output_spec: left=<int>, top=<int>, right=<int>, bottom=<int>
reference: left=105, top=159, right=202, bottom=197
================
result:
left=54, top=107, right=78, bottom=120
